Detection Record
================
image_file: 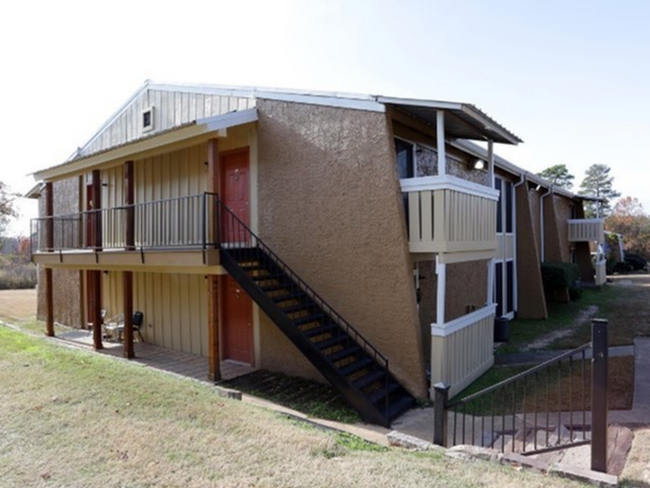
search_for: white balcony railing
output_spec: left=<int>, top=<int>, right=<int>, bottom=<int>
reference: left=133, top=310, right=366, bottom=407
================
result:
left=568, top=218, right=604, bottom=242
left=430, top=304, right=496, bottom=398
left=401, top=175, right=499, bottom=254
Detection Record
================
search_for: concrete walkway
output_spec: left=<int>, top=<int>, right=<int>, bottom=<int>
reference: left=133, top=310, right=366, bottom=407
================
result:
left=392, top=337, right=650, bottom=448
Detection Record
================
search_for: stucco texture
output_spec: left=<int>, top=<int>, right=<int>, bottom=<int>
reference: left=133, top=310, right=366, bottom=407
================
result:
left=446, top=260, right=489, bottom=321
left=516, top=181, right=547, bottom=319
left=256, top=99, right=427, bottom=398
left=37, top=177, right=83, bottom=327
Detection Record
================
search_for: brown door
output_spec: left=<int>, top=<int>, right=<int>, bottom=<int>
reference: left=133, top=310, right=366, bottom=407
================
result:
left=221, top=149, right=250, bottom=244
left=221, top=149, right=253, bottom=363
left=222, top=276, right=253, bottom=363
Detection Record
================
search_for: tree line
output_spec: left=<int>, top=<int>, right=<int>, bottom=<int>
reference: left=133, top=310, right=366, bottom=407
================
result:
left=536, top=163, right=650, bottom=258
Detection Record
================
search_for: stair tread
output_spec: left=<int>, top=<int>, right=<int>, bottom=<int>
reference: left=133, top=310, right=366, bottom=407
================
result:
left=272, top=292, right=306, bottom=303
left=338, top=357, right=375, bottom=376
left=280, top=303, right=312, bottom=315
left=352, top=370, right=386, bottom=390
left=327, top=345, right=361, bottom=363
left=314, top=335, right=348, bottom=350
left=367, top=382, right=401, bottom=404
left=303, top=323, right=337, bottom=338
left=386, top=395, right=416, bottom=420
left=295, top=313, right=327, bottom=326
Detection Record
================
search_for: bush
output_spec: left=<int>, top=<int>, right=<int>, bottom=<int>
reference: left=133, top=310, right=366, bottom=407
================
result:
left=541, top=262, right=579, bottom=289
left=624, top=252, right=648, bottom=271
left=0, top=262, right=37, bottom=289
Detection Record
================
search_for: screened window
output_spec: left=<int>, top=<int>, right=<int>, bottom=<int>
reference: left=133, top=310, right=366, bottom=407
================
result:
left=395, top=139, right=414, bottom=179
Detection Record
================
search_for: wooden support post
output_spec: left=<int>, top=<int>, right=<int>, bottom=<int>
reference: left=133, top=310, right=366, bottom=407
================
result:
left=124, top=160, right=135, bottom=250
left=207, top=138, right=220, bottom=248
left=45, top=268, right=54, bottom=337
left=207, top=275, right=221, bottom=382
left=91, top=169, right=102, bottom=252
left=591, top=318, right=609, bottom=473
left=123, top=271, right=134, bottom=359
left=44, top=182, right=55, bottom=336
left=91, top=270, right=103, bottom=350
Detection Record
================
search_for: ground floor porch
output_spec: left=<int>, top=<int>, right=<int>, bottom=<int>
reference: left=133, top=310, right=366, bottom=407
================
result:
left=57, top=328, right=254, bottom=382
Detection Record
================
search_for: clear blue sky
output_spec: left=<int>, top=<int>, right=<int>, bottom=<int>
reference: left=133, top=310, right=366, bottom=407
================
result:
left=2, top=0, right=649, bottom=234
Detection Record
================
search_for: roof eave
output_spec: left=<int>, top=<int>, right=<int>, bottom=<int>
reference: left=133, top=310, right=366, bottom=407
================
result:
left=34, top=109, right=258, bottom=182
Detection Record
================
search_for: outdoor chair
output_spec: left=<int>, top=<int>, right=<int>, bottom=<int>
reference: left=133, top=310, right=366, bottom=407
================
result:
left=103, top=311, right=144, bottom=343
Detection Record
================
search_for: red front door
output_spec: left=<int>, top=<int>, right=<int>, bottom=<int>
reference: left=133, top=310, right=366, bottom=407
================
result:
left=221, top=149, right=250, bottom=244
left=222, top=276, right=253, bottom=363
left=221, top=149, right=253, bottom=364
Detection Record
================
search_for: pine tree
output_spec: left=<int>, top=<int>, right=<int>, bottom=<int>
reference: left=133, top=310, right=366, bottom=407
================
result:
left=578, top=164, right=621, bottom=218
left=537, top=164, right=575, bottom=190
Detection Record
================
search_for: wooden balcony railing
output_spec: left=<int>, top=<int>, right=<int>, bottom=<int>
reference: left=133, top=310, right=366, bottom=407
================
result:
left=567, top=218, right=604, bottom=242
left=400, top=176, right=499, bottom=254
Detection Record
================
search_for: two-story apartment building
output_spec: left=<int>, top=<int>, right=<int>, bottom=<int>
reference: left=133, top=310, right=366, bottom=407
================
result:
left=29, top=81, right=603, bottom=425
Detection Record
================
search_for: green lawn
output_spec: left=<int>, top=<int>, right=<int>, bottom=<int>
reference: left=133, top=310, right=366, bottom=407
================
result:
left=498, top=282, right=650, bottom=354
left=0, top=324, right=587, bottom=488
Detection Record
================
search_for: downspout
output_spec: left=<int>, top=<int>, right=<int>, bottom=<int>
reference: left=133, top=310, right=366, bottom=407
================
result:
left=512, top=173, right=526, bottom=312
left=540, top=185, right=554, bottom=263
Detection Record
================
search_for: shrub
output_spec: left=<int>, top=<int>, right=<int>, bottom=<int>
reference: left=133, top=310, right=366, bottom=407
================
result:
left=541, top=262, right=579, bottom=297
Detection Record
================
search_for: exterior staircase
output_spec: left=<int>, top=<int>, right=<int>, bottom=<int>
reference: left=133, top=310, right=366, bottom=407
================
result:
left=217, top=200, right=415, bottom=427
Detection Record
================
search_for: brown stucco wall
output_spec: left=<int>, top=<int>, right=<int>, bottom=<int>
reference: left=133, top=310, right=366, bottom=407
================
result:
left=516, top=181, right=547, bottom=319
left=36, top=177, right=83, bottom=327
left=446, top=260, right=489, bottom=321
left=256, top=99, right=427, bottom=398
left=554, top=195, right=572, bottom=263
left=543, top=192, right=563, bottom=263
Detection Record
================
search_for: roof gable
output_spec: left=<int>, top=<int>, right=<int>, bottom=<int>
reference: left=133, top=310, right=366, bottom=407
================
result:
left=75, top=81, right=256, bottom=161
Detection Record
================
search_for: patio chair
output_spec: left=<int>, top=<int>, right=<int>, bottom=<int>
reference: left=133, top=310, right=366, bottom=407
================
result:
left=104, top=311, right=144, bottom=343
left=103, top=313, right=124, bottom=342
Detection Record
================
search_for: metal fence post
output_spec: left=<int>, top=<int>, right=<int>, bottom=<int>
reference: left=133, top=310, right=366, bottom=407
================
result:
left=591, top=318, right=608, bottom=473
left=433, top=383, right=450, bottom=447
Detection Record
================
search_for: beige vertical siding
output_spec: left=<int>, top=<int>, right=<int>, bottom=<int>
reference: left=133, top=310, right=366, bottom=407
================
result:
left=568, top=219, right=605, bottom=242
left=431, top=309, right=495, bottom=398
left=83, top=88, right=256, bottom=157
left=407, top=189, right=497, bottom=253
left=103, top=271, right=208, bottom=356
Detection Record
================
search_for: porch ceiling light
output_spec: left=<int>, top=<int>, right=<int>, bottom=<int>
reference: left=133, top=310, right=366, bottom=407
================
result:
left=472, top=158, right=485, bottom=170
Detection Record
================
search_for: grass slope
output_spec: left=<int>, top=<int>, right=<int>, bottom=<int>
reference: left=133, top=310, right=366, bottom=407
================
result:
left=0, top=326, right=586, bottom=488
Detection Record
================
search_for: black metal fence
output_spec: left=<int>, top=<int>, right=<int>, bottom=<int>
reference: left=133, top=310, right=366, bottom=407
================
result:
left=434, top=319, right=609, bottom=473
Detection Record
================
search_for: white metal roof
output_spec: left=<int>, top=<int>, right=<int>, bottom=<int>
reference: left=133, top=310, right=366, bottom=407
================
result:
left=453, top=140, right=603, bottom=201
left=34, top=80, right=522, bottom=181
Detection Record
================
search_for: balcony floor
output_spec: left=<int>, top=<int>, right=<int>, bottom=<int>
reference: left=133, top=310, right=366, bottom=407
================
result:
left=57, top=329, right=253, bottom=382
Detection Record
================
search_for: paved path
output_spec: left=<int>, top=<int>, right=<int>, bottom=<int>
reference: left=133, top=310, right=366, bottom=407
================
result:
left=392, top=337, right=650, bottom=447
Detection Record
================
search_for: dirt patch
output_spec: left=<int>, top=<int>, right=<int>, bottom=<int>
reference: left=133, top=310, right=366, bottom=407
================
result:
left=0, top=288, right=37, bottom=323
left=523, top=304, right=598, bottom=351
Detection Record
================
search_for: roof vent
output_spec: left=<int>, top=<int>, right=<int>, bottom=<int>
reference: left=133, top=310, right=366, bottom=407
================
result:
left=142, top=106, right=154, bottom=132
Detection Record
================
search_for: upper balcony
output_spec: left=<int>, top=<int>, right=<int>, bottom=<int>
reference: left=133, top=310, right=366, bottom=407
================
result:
left=31, top=193, right=224, bottom=270
left=567, top=218, right=604, bottom=243
left=400, top=175, right=499, bottom=256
